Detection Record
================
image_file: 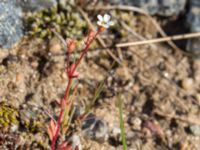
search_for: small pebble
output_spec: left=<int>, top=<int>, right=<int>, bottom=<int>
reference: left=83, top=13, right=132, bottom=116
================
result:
left=129, top=117, right=142, bottom=130
left=111, top=127, right=121, bottom=137
left=109, top=127, right=121, bottom=142
left=195, top=94, right=200, bottom=105
left=69, top=135, right=82, bottom=150
left=30, top=61, right=39, bottom=68
left=82, top=113, right=108, bottom=143
left=189, top=124, right=200, bottom=136
left=181, top=78, right=194, bottom=91
left=16, top=73, right=24, bottom=82
left=49, top=38, right=62, bottom=54
left=99, top=59, right=110, bottom=69
left=10, top=124, right=19, bottom=132
left=116, top=67, right=131, bottom=80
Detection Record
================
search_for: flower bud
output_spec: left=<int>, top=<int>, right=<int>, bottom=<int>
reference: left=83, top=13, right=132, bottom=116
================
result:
left=67, top=39, right=76, bottom=53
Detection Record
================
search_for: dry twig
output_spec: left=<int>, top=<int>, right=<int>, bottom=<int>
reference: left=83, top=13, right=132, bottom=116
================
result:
left=116, top=32, right=200, bottom=47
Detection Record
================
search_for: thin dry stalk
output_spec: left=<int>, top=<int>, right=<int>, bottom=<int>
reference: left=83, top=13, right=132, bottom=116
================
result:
left=116, top=32, right=200, bottom=47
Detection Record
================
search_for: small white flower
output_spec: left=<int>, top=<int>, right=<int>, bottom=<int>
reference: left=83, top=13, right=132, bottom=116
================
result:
left=97, top=14, right=114, bottom=28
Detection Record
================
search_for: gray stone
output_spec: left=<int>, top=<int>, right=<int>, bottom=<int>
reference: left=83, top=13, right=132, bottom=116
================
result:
left=0, top=0, right=57, bottom=49
left=69, top=135, right=82, bottom=150
left=15, top=0, right=57, bottom=11
left=186, top=0, right=200, bottom=53
left=82, top=113, right=108, bottom=143
left=109, top=127, right=121, bottom=142
left=0, top=1, right=23, bottom=48
left=187, top=0, right=200, bottom=32
left=110, top=0, right=186, bottom=16
left=156, top=0, right=186, bottom=16
left=189, top=124, right=200, bottom=136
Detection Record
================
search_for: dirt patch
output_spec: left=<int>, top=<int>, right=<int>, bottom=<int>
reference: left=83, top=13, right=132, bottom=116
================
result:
left=0, top=5, right=200, bottom=150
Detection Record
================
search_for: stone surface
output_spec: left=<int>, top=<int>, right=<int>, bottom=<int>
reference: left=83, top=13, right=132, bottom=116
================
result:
left=69, top=135, right=82, bottom=150
left=0, top=1, right=23, bottom=48
left=15, top=0, right=57, bottom=11
left=0, top=0, right=57, bottom=49
left=186, top=0, right=200, bottom=53
left=181, top=78, right=194, bottom=91
left=110, top=0, right=187, bottom=16
left=82, top=113, right=108, bottom=143
left=189, top=125, right=200, bottom=136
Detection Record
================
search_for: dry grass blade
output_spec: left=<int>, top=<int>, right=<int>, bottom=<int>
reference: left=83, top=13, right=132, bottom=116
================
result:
left=116, top=32, right=200, bottom=47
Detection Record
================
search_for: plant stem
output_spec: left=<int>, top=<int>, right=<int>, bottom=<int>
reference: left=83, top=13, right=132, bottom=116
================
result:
left=118, top=94, right=127, bottom=150
left=51, top=30, right=100, bottom=150
left=72, top=31, right=99, bottom=73
left=51, top=77, right=72, bottom=150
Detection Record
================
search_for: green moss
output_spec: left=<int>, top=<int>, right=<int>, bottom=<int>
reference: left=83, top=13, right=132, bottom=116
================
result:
left=37, top=140, right=46, bottom=149
left=0, top=102, right=19, bottom=129
left=24, top=119, right=43, bottom=133
left=26, top=2, right=87, bottom=40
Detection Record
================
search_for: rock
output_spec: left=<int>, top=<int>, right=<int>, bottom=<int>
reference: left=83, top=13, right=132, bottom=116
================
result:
left=186, top=0, right=200, bottom=53
left=116, top=67, right=132, bottom=81
left=15, top=0, right=57, bottom=11
left=82, top=113, right=108, bottom=143
left=189, top=124, right=200, bottom=136
left=110, top=0, right=186, bottom=16
left=181, top=78, right=194, bottom=91
left=0, top=1, right=23, bottom=48
left=48, top=38, right=62, bottom=54
left=0, top=0, right=57, bottom=49
left=109, top=127, right=121, bottom=142
left=128, top=117, right=142, bottom=131
left=69, top=135, right=82, bottom=150
left=187, top=0, right=200, bottom=32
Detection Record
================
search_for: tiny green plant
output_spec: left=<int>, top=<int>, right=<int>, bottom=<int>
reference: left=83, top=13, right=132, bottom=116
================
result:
left=117, top=94, right=127, bottom=150
left=47, top=14, right=114, bottom=150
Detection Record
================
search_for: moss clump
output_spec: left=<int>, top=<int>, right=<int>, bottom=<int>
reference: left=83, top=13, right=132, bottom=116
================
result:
left=24, top=119, right=43, bottom=133
left=26, top=1, right=87, bottom=39
left=0, top=102, right=19, bottom=129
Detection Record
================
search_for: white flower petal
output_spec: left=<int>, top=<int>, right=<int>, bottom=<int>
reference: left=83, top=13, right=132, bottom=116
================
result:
left=97, top=21, right=102, bottom=26
left=108, top=21, right=114, bottom=26
left=97, top=15, right=103, bottom=21
left=103, top=14, right=110, bottom=22
left=103, top=24, right=109, bottom=28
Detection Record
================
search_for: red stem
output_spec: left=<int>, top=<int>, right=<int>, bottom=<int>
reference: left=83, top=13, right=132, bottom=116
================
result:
left=51, top=30, right=100, bottom=150
left=51, top=78, right=72, bottom=150
left=72, top=31, right=99, bottom=73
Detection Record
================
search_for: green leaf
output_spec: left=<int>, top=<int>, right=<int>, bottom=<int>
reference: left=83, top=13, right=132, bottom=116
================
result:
left=117, top=94, right=127, bottom=150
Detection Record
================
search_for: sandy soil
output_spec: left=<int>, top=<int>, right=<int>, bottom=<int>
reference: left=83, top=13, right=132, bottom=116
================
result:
left=0, top=5, right=200, bottom=150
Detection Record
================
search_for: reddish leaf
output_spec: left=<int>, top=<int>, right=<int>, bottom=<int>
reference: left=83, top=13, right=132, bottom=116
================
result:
left=47, top=119, right=57, bottom=141
left=57, top=141, right=72, bottom=150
